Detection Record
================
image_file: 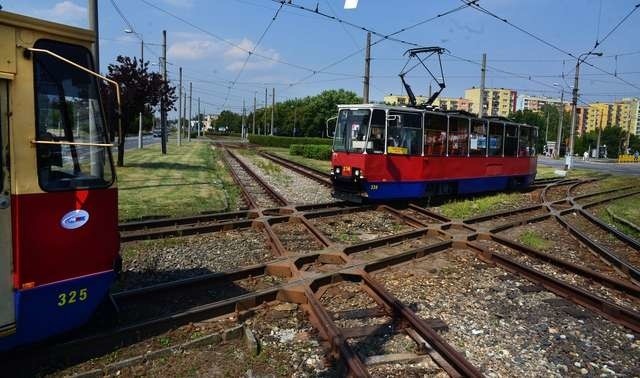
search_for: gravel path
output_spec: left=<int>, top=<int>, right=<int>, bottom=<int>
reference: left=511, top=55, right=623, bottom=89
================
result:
left=237, top=152, right=334, bottom=205
left=373, top=248, right=640, bottom=377
left=222, top=149, right=281, bottom=208
left=117, top=229, right=275, bottom=291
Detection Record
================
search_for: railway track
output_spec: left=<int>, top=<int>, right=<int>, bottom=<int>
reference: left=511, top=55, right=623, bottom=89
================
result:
left=15, top=153, right=640, bottom=376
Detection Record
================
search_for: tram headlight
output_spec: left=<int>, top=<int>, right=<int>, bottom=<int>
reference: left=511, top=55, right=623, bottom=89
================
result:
left=353, top=168, right=361, bottom=177
left=334, top=166, right=341, bottom=175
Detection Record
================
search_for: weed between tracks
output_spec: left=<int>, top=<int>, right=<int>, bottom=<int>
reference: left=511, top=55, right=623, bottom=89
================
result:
left=437, top=192, right=534, bottom=219
left=518, top=230, right=551, bottom=250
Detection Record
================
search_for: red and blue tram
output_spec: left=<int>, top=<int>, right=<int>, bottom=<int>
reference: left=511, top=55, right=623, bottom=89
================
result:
left=0, top=12, right=120, bottom=350
left=330, top=104, right=537, bottom=201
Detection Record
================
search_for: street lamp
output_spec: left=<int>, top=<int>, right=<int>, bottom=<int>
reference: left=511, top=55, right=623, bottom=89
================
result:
left=123, top=28, right=144, bottom=63
left=567, top=51, right=603, bottom=169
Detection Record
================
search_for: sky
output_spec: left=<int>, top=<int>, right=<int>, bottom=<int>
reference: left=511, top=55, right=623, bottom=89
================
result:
left=2, top=0, right=639, bottom=116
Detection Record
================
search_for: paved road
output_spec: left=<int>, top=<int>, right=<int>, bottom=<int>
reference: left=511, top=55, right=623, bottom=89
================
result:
left=538, top=156, right=640, bottom=175
left=121, top=135, right=160, bottom=151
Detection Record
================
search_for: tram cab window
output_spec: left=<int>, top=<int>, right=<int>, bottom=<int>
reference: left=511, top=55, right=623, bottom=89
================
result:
left=334, top=108, right=371, bottom=153
left=366, top=109, right=386, bottom=154
left=518, top=126, right=534, bottom=157
left=504, top=123, right=518, bottom=157
left=387, top=111, right=422, bottom=156
left=33, top=39, right=114, bottom=191
left=488, top=121, right=504, bottom=156
left=448, top=116, right=469, bottom=157
left=469, top=119, right=487, bottom=157
left=424, top=113, right=447, bottom=156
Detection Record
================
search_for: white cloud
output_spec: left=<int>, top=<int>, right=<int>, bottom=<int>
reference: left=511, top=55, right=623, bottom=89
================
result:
left=34, top=1, right=87, bottom=23
left=168, top=35, right=280, bottom=73
left=223, top=38, right=280, bottom=72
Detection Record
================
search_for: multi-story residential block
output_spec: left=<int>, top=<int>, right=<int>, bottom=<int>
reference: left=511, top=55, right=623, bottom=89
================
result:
left=586, top=98, right=640, bottom=135
left=464, top=87, right=517, bottom=117
left=383, top=94, right=430, bottom=106
left=517, top=95, right=564, bottom=112
left=431, top=97, right=473, bottom=112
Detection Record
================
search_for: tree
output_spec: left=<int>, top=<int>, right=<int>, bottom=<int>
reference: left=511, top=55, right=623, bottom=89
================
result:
left=106, top=55, right=177, bottom=166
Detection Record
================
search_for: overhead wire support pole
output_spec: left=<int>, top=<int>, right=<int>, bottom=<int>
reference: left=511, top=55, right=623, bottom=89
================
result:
left=479, top=53, right=486, bottom=117
left=253, top=93, right=256, bottom=135
left=178, top=67, right=182, bottom=147
left=198, top=97, right=201, bottom=137
left=188, top=82, right=192, bottom=142
left=88, top=0, right=99, bottom=72
left=271, top=88, right=275, bottom=136
left=363, top=32, right=371, bottom=104
left=264, top=88, right=268, bottom=136
left=555, top=88, right=564, bottom=159
left=160, top=30, right=168, bottom=155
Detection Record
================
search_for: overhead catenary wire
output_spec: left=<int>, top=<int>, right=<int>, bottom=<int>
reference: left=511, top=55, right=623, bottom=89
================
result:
left=462, top=0, right=640, bottom=91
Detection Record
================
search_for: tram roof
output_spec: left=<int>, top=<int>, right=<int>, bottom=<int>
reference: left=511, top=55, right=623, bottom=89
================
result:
left=0, top=10, right=94, bottom=43
left=336, top=103, right=537, bottom=129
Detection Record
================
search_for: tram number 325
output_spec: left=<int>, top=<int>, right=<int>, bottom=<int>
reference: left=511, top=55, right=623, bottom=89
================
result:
left=57, top=288, right=88, bottom=307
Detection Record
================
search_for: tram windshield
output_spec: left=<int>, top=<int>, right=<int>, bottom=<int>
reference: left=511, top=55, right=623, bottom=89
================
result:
left=33, top=39, right=114, bottom=191
left=333, top=109, right=371, bottom=153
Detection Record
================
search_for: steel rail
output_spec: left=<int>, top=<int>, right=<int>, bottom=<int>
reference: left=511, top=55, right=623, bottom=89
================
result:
left=119, top=210, right=255, bottom=231
left=468, top=242, right=640, bottom=333
left=225, top=148, right=289, bottom=207
left=258, top=151, right=332, bottom=187
left=219, top=148, right=258, bottom=209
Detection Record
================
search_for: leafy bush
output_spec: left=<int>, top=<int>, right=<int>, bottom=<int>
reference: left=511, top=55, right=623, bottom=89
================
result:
left=249, top=135, right=332, bottom=148
left=289, top=144, right=332, bottom=160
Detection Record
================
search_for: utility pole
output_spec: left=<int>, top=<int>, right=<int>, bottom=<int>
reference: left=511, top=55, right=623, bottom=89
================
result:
left=88, top=0, right=99, bottom=72
left=264, top=88, right=268, bottom=136
left=271, top=87, right=275, bottom=136
left=479, top=53, right=486, bottom=117
left=363, top=32, right=371, bottom=104
left=138, top=111, right=143, bottom=149
left=252, top=94, right=256, bottom=135
left=188, top=82, right=192, bottom=142
left=555, top=89, right=564, bottom=159
left=242, top=99, right=246, bottom=140
left=141, top=40, right=144, bottom=65
left=569, top=52, right=602, bottom=168
left=178, top=67, right=182, bottom=147
left=544, top=108, right=550, bottom=154
left=293, top=107, right=297, bottom=136
left=160, top=30, right=167, bottom=154
left=183, top=92, right=187, bottom=140
left=197, top=97, right=201, bottom=137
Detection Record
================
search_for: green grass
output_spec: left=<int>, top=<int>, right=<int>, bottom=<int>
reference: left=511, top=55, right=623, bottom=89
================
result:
left=518, top=230, right=551, bottom=250
left=438, top=192, right=529, bottom=219
left=535, top=165, right=592, bottom=179
left=260, top=146, right=331, bottom=173
left=117, top=141, right=238, bottom=221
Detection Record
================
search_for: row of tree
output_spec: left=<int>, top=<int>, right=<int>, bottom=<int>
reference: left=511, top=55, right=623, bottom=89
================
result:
left=217, top=89, right=361, bottom=137
left=510, top=105, right=639, bottom=158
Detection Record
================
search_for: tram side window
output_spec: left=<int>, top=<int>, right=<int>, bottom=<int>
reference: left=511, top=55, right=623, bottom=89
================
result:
left=519, top=126, right=533, bottom=157
left=488, top=121, right=504, bottom=156
left=367, top=109, right=386, bottom=154
left=469, top=119, right=487, bottom=156
left=33, top=39, right=114, bottom=191
left=504, top=123, right=518, bottom=157
left=529, top=127, right=538, bottom=156
left=448, top=116, right=469, bottom=156
left=424, top=113, right=447, bottom=156
left=387, top=111, right=422, bottom=155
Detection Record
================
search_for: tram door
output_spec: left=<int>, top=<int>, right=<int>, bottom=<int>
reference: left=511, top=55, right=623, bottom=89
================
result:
left=0, top=79, right=14, bottom=334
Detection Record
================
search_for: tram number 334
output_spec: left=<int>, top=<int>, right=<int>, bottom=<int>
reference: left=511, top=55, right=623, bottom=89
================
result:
left=57, top=288, right=88, bottom=306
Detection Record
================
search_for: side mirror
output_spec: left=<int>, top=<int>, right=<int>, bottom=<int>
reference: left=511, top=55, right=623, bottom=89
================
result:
left=326, top=116, right=338, bottom=138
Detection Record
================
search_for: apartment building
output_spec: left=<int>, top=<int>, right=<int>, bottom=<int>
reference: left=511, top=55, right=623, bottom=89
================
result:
left=464, top=87, right=517, bottom=117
